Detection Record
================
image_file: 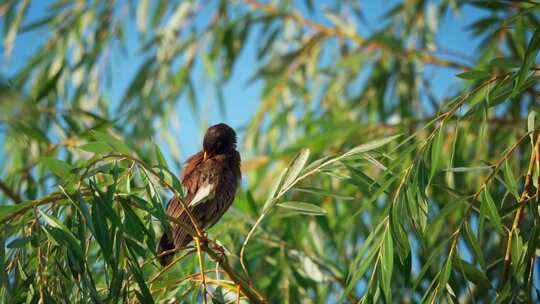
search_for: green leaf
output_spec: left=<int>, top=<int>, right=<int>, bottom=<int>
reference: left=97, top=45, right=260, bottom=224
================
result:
left=463, top=222, right=486, bottom=270
left=481, top=190, right=504, bottom=234
left=345, top=243, right=379, bottom=296
left=430, top=128, right=444, bottom=179
left=80, top=141, right=115, bottom=154
left=202, top=53, right=216, bottom=79
left=345, top=219, right=387, bottom=296
left=439, top=257, right=453, bottom=290
left=91, top=196, right=113, bottom=264
left=136, top=0, right=149, bottom=32
left=380, top=227, right=394, bottom=302
left=154, top=166, right=183, bottom=194
left=456, top=70, right=491, bottom=80
left=344, top=134, right=401, bottom=157
left=154, top=143, right=168, bottom=167
left=35, top=64, right=63, bottom=101
left=390, top=199, right=411, bottom=262
left=39, top=211, right=82, bottom=258
left=151, top=0, right=168, bottom=26
left=0, top=200, right=34, bottom=222
left=515, top=26, right=540, bottom=92
left=122, top=203, right=147, bottom=242
left=488, top=57, right=521, bottom=69
left=261, top=169, right=287, bottom=213
left=276, top=201, right=327, bottom=216
left=456, top=258, right=491, bottom=289
left=511, top=229, right=524, bottom=268
left=40, top=157, right=73, bottom=179
left=282, top=148, right=310, bottom=190
left=3, top=0, right=29, bottom=59
left=127, top=258, right=154, bottom=304
left=90, top=130, right=132, bottom=155
left=7, top=236, right=32, bottom=249
left=443, top=166, right=492, bottom=172
left=324, top=10, right=354, bottom=34
left=503, top=160, right=519, bottom=200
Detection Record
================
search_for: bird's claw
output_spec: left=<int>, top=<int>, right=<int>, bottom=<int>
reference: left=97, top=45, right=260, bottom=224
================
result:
left=197, top=232, right=209, bottom=248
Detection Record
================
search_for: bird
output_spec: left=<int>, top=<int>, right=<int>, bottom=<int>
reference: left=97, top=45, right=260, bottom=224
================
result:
left=157, top=123, right=241, bottom=266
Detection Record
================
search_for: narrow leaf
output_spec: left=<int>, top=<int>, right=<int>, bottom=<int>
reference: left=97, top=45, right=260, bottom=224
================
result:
left=40, top=157, right=73, bottom=178
left=481, top=190, right=503, bottom=234
left=381, top=227, right=394, bottom=302
left=276, top=201, right=327, bottom=216
left=80, top=141, right=115, bottom=154
left=456, top=70, right=491, bottom=80
left=282, top=148, right=310, bottom=190
left=345, top=134, right=401, bottom=156
left=503, top=160, right=519, bottom=200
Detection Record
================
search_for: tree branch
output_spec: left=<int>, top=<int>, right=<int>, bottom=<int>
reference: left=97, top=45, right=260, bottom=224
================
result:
left=501, top=132, right=540, bottom=287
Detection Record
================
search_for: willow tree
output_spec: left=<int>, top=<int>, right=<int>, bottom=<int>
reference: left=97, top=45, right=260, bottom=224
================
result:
left=1, top=0, right=540, bottom=303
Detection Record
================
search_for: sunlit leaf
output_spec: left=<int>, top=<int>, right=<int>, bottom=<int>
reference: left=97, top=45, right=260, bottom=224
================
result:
left=80, top=141, right=115, bottom=154
left=282, top=148, right=310, bottom=190
left=40, top=157, right=73, bottom=179
left=344, top=134, right=401, bottom=157
left=276, top=201, right=326, bottom=216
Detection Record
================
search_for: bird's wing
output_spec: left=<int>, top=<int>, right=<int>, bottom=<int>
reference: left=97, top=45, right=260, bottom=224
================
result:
left=164, top=158, right=221, bottom=247
left=164, top=151, right=209, bottom=218
left=181, top=151, right=204, bottom=182
left=189, top=181, right=216, bottom=208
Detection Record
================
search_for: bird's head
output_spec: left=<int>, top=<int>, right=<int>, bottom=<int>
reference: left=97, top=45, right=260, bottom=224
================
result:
left=202, top=123, right=237, bottom=160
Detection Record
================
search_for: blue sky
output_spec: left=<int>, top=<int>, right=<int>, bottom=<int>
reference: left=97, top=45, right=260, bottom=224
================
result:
left=0, top=0, right=510, bottom=296
left=1, top=0, right=486, bottom=161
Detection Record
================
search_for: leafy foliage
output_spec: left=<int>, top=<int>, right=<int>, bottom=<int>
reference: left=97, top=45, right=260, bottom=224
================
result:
left=1, top=0, right=540, bottom=303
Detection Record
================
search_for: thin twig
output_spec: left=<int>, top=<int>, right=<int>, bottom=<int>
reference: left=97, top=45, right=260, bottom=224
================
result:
left=529, top=141, right=540, bottom=303
left=203, top=242, right=268, bottom=303
left=501, top=132, right=540, bottom=287
left=195, top=237, right=208, bottom=304
left=149, top=249, right=195, bottom=284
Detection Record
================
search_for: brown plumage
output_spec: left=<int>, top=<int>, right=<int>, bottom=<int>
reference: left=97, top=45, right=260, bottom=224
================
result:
left=157, top=123, right=241, bottom=266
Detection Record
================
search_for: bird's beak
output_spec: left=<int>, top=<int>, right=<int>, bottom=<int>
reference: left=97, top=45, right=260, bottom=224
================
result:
left=203, top=151, right=208, bottom=161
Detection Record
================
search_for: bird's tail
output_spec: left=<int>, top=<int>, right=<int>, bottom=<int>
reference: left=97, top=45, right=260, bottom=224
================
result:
left=157, top=233, right=175, bottom=267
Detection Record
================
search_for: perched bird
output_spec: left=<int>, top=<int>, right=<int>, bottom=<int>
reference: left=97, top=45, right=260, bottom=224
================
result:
left=158, top=123, right=241, bottom=266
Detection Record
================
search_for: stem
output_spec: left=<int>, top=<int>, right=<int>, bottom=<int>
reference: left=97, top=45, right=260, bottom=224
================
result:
left=203, top=243, right=268, bottom=303
left=195, top=237, right=208, bottom=304
left=501, top=132, right=540, bottom=287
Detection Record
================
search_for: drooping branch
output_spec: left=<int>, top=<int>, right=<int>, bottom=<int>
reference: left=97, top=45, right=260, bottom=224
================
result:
left=243, top=0, right=472, bottom=70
